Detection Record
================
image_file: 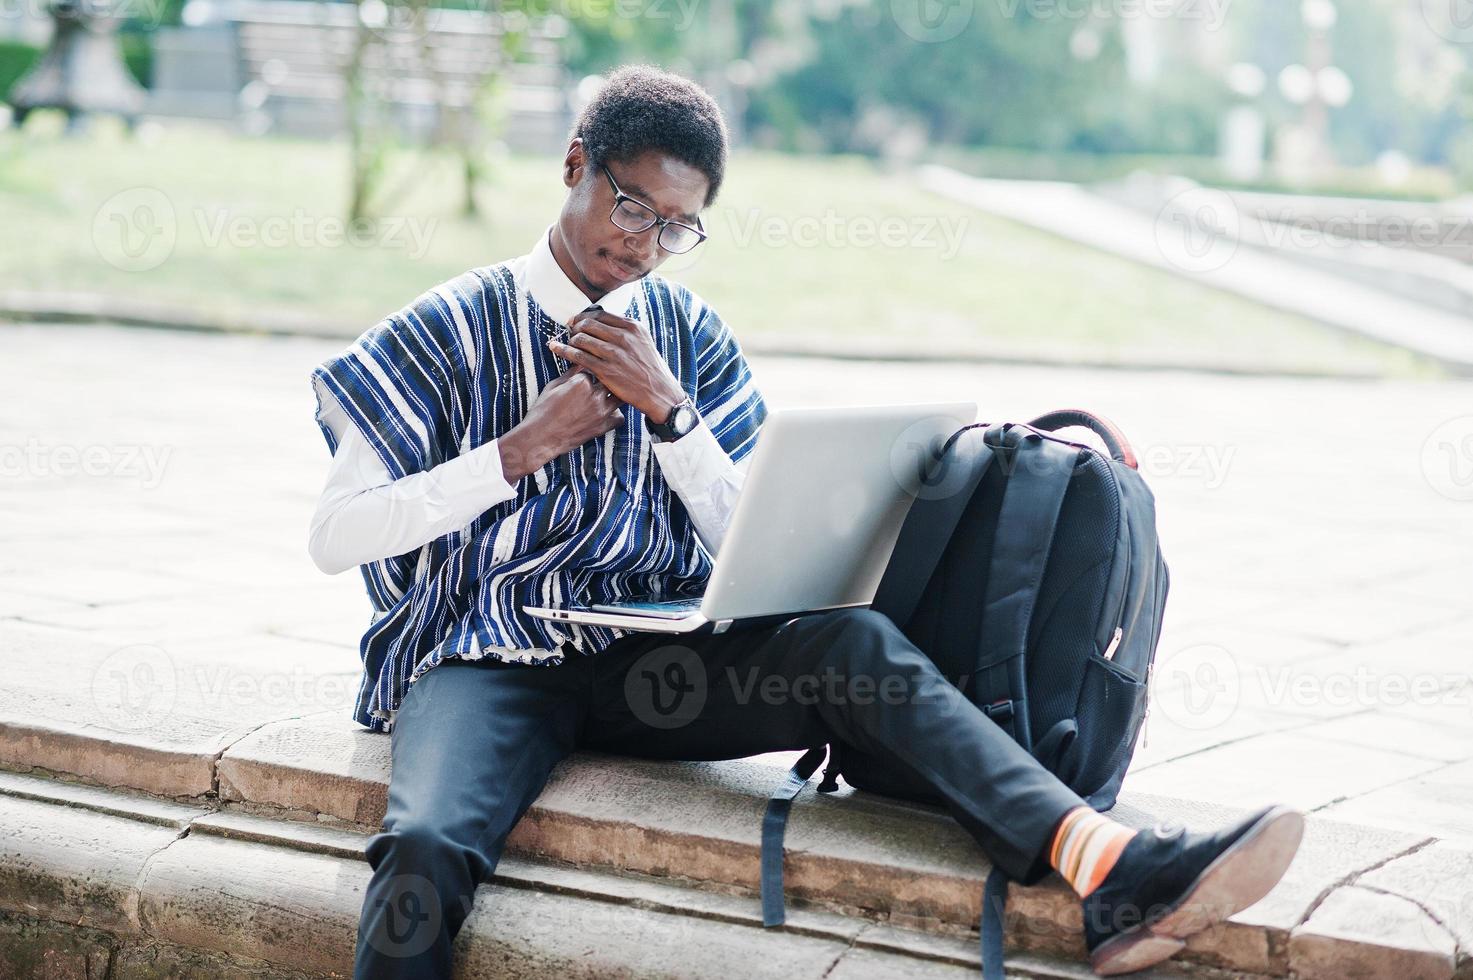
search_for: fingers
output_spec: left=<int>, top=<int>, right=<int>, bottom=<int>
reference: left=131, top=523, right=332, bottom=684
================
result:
left=548, top=338, right=601, bottom=368
left=580, top=403, right=625, bottom=442
left=555, top=365, right=625, bottom=408
left=566, top=331, right=618, bottom=359
left=550, top=364, right=594, bottom=388
left=589, top=377, right=623, bottom=404
left=575, top=366, right=614, bottom=397
left=569, top=317, right=630, bottom=344
left=571, top=310, right=638, bottom=334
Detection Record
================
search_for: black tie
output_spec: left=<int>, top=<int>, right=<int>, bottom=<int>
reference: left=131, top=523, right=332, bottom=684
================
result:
left=556, top=304, right=604, bottom=482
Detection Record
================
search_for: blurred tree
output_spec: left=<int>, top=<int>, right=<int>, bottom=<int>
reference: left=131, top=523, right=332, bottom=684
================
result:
left=344, top=0, right=516, bottom=222
left=741, top=1, right=1132, bottom=156
left=546, top=0, right=785, bottom=147
left=1233, top=0, right=1463, bottom=170
left=553, top=0, right=1470, bottom=188
left=1453, top=55, right=1473, bottom=190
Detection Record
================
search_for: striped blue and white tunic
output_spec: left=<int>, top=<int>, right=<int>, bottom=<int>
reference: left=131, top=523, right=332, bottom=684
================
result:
left=309, top=231, right=767, bottom=732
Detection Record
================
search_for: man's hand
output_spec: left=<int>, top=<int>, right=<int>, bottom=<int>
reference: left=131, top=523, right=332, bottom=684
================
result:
left=498, top=366, right=625, bottom=482
left=548, top=310, right=687, bottom=424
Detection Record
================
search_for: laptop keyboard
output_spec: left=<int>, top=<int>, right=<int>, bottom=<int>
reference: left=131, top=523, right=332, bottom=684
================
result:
left=620, top=598, right=704, bottom=613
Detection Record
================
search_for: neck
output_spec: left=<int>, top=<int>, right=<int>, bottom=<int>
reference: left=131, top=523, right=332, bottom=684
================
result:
left=548, top=225, right=601, bottom=304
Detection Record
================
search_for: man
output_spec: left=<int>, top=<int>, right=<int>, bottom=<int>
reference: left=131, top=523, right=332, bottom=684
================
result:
left=308, top=64, right=1302, bottom=979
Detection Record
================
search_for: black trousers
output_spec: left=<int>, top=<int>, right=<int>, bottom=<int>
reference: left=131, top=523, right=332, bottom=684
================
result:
left=353, top=607, right=1086, bottom=979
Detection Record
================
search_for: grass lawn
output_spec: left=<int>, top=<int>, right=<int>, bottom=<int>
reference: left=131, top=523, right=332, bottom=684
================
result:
left=0, top=115, right=1428, bottom=376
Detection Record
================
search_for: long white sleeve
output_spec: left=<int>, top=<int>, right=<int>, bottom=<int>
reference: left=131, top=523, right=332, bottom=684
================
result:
left=308, top=398, right=519, bottom=575
left=650, top=420, right=749, bottom=557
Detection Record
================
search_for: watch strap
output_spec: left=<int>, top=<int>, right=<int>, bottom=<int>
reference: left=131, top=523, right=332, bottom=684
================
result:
left=648, top=396, right=697, bottom=441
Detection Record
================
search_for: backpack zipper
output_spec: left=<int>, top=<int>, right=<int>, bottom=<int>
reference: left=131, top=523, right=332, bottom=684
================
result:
left=1086, top=450, right=1154, bottom=750
left=1098, top=451, right=1133, bottom=665
left=1142, top=661, right=1154, bottom=749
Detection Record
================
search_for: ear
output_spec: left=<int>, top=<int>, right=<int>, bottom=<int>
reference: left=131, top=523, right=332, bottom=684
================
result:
left=563, top=138, right=586, bottom=190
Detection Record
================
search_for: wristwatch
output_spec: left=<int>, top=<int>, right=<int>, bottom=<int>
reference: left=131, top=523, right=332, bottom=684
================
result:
left=646, top=396, right=699, bottom=442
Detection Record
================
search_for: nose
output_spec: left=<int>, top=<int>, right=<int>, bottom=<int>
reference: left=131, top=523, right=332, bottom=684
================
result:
left=624, top=228, right=658, bottom=262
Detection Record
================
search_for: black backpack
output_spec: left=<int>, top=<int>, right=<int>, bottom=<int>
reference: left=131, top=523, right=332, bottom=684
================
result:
left=758, top=410, right=1169, bottom=979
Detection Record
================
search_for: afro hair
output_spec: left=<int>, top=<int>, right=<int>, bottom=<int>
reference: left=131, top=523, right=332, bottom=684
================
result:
left=570, top=64, right=729, bottom=207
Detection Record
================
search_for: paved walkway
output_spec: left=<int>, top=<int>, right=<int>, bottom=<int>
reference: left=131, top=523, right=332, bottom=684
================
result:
left=3, top=319, right=1472, bottom=846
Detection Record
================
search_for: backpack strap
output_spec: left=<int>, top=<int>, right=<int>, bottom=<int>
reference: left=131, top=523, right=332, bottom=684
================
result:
left=980, top=865, right=1010, bottom=980
left=973, top=428, right=1079, bottom=754
left=871, top=426, right=995, bottom=627
left=760, top=744, right=830, bottom=927
left=816, top=742, right=842, bottom=793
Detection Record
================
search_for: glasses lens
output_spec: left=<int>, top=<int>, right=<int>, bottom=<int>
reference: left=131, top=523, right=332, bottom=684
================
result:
left=659, top=224, right=701, bottom=253
left=612, top=199, right=658, bottom=232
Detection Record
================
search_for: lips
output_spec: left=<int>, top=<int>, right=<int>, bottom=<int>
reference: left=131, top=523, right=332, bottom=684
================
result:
left=604, top=253, right=642, bottom=282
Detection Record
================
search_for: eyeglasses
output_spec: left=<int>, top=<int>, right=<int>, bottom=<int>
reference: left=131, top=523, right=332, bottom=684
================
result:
left=601, top=164, right=708, bottom=254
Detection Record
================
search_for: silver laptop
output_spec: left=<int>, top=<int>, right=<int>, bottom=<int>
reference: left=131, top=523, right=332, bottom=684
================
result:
left=523, top=401, right=977, bottom=635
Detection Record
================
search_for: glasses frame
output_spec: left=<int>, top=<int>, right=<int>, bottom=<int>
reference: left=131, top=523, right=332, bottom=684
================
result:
left=601, top=164, right=708, bottom=255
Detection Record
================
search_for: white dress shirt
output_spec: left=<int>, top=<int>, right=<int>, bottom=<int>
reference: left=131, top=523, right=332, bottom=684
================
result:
left=308, top=230, right=751, bottom=576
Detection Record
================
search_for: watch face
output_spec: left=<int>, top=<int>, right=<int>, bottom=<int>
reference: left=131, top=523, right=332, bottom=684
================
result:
left=673, top=404, right=698, bottom=434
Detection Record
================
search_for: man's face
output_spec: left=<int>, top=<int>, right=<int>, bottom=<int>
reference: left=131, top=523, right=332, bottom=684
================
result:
left=554, top=139, right=710, bottom=298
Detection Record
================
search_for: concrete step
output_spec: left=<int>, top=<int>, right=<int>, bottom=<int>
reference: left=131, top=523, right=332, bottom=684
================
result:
left=0, top=700, right=1469, bottom=978
left=0, top=769, right=1218, bottom=979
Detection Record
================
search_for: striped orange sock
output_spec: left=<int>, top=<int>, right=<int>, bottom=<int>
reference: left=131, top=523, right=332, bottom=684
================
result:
left=1047, top=806, right=1139, bottom=899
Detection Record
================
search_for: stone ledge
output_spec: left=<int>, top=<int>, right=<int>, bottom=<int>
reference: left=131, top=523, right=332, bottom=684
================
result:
left=0, top=719, right=220, bottom=799
left=1, top=707, right=1469, bottom=978
left=1289, top=886, right=1458, bottom=980
left=0, top=908, right=326, bottom=980
left=0, top=776, right=1141, bottom=979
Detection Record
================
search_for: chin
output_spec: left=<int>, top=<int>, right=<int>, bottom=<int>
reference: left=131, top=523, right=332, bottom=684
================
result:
left=576, top=265, right=611, bottom=296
